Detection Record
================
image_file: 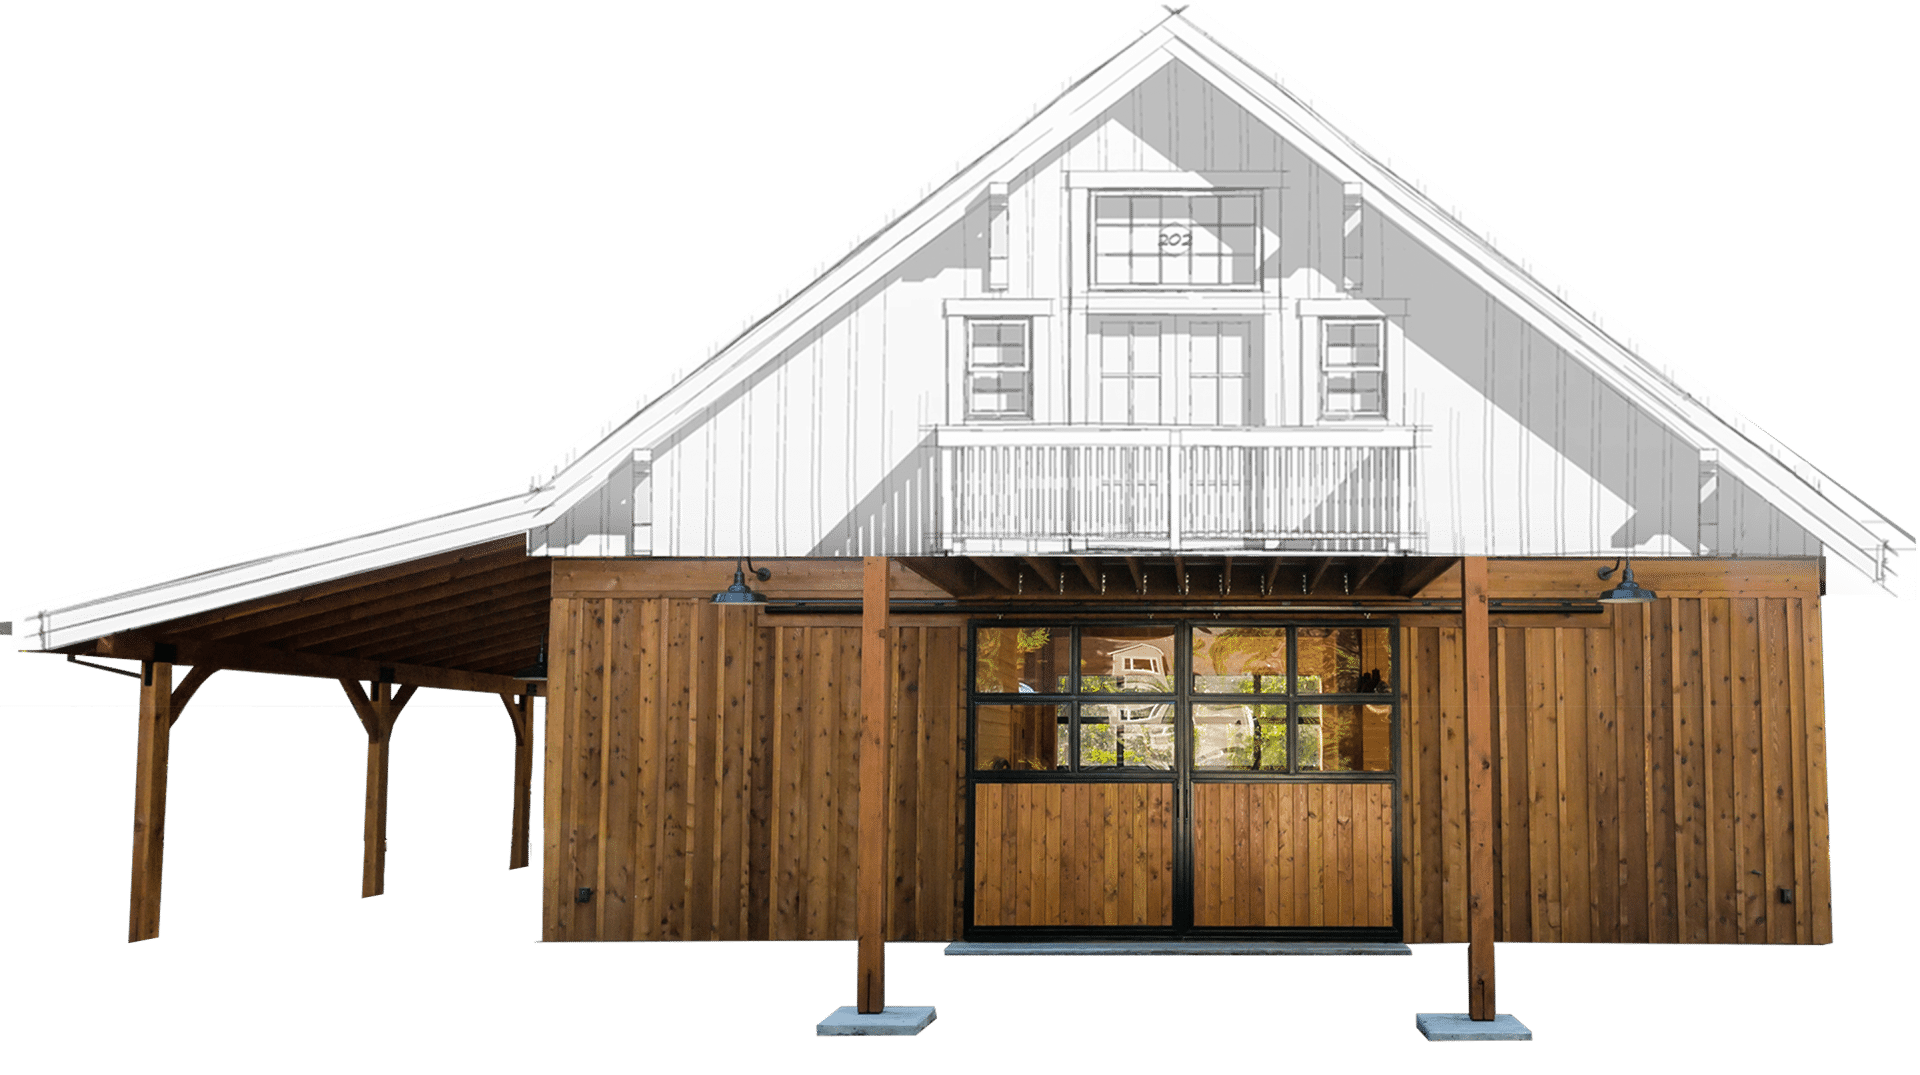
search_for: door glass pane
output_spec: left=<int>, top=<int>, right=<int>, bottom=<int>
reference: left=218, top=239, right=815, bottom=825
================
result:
left=974, top=704, right=1069, bottom=771
left=974, top=626, right=1070, bottom=693
left=1295, top=626, right=1393, bottom=694
left=1078, top=703, right=1174, bottom=770
left=1297, top=704, right=1392, bottom=772
left=1190, top=626, right=1287, bottom=694
left=1192, top=702, right=1287, bottom=770
left=1080, top=626, right=1177, bottom=693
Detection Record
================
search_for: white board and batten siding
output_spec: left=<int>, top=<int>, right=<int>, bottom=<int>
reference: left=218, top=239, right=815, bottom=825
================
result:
left=533, top=54, right=1837, bottom=567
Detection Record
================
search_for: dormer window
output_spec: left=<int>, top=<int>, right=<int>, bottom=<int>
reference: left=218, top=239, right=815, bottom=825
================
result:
left=1091, top=191, right=1261, bottom=289
left=966, top=319, right=1032, bottom=420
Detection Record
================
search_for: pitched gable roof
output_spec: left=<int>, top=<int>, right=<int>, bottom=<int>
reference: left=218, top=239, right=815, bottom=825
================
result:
left=525, top=13, right=1907, bottom=582
left=20, top=13, right=1910, bottom=652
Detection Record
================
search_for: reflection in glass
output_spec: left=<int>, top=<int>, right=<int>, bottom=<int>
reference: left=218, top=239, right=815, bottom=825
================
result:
left=1192, top=703, right=1287, bottom=770
left=1078, top=703, right=1173, bottom=769
left=1295, top=626, right=1393, bottom=695
left=1296, top=704, right=1393, bottom=772
left=1080, top=626, right=1177, bottom=694
left=974, top=704, right=1068, bottom=771
left=1190, top=626, right=1287, bottom=694
left=974, top=626, right=1070, bottom=694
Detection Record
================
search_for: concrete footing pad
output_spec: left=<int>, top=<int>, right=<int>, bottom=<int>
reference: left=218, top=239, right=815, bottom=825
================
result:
left=816, top=1006, right=938, bottom=1036
left=1415, top=1013, right=1532, bottom=1041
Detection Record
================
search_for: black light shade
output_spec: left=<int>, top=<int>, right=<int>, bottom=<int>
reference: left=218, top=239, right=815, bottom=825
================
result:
left=1597, top=561, right=1658, bottom=603
left=512, top=645, right=548, bottom=681
left=713, top=560, right=772, bottom=605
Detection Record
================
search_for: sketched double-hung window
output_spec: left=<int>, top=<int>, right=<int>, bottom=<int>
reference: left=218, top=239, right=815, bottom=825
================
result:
left=1320, top=319, right=1386, bottom=419
left=965, top=319, right=1032, bottom=420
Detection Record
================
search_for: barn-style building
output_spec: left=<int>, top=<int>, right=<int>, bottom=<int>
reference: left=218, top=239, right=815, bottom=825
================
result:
left=19, top=12, right=1908, bottom=1040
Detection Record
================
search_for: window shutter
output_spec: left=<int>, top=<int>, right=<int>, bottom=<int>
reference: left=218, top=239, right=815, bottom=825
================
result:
left=1342, top=182, right=1365, bottom=294
left=987, top=181, right=1010, bottom=291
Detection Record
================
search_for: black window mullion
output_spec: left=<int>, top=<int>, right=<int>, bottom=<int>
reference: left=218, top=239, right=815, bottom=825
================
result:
left=1287, top=626, right=1299, bottom=775
left=1069, top=626, right=1082, bottom=773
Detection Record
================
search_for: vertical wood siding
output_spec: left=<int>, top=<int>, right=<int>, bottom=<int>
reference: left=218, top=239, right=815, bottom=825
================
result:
left=1398, top=597, right=1830, bottom=943
left=543, top=597, right=967, bottom=941
left=1191, top=783, right=1393, bottom=928
left=970, top=783, right=1175, bottom=927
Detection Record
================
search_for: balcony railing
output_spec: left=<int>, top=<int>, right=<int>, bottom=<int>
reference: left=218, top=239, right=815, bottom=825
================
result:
left=935, top=425, right=1421, bottom=553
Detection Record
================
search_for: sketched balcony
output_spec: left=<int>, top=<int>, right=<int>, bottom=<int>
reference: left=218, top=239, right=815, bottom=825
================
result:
left=934, top=425, right=1422, bottom=554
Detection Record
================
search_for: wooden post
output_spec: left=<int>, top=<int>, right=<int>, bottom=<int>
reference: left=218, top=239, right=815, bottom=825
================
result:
left=128, top=660, right=173, bottom=942
left=341, top=679, right=416, bottom=897
left=1463, top=556, right=1496, bottom=1019
left=501, top=692, right=534, bottom=870
left=856, top=556, right=890, bottom=1013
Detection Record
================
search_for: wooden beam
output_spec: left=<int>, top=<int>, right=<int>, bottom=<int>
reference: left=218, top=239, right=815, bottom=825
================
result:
left=1305, top=557, right=1336, bottom=596
left=1349, top=556, right=1388, bottom=595
left=165, top=664, right=219, bottom=729
left=225, top=560, right=547, bottom=647
left=274, top=584, right=549, bottom=653
left=128, top=660, right=173, bottom=942
left=371, top=607, right=550, bottom=665
left=174, top=541, right=533, bottom=641
left=1124, top=557, right=1146, bottom=595
left=500, top=692, right=534, bottom=870
left=1070, top=556, right=1102, bottom=593
left=342, top=679, right=405, bottom=898
left=1022, top=556, right=1061, bottom=593
left=92, top=631, right=530, bottom=695
left=1397, top=556, right=1458, bottom=597
left=857, top=557, right=890, bottom=1013
left=446, top=638, right=547, bottom=675
left=1173, top=555, right=1190, bottom=595
left=1263, top=557, right=1287, bottom=596
left=969, top=556, right=1019, bottom=594
left=1463, top=556, right=1496, bottom=1020
left=893, top=556, right=973, bottom=597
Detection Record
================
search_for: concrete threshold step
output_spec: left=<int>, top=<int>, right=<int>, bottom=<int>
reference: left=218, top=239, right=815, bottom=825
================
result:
left=944, top=940, right=1411, bottom=956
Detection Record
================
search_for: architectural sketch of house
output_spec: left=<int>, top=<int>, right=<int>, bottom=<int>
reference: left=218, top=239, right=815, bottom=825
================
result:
left=14, top=7, right=1912, bottom=1045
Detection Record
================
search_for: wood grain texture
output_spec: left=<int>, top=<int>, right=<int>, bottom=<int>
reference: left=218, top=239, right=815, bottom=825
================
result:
left=128, top=662, right=173, bottom=942
left=1463, top=555, right=1495, bottom=1019
left=1191, top=782, right=1394, bottom=928
left=501, top=692, right=534, bottom=870
left=1398, top=596, right=1830, bottom=945
left=971, top=783, right=1174, bottom=926
left=856, top=557, right=888, bottom=1013
left=540, top=588, right=966, bottom=942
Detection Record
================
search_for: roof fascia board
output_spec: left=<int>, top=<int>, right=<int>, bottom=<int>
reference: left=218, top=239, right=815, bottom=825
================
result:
left=1159, top=31, right=1897, bottom=582
left=25, top=497, right=540, bottom=652
left=526, top=28, right=1189, bottom=529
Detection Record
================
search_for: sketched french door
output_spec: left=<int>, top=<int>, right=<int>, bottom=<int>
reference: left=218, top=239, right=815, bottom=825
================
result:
left=1091, top=317, right=1255, bottom=426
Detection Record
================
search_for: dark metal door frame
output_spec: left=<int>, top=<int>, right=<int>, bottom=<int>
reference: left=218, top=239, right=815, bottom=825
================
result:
left=963, top=618, right=1402, bottom=942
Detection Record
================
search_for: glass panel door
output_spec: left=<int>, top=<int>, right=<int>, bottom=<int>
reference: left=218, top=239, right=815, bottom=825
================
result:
left=969, top=620, right=1399, bottom=935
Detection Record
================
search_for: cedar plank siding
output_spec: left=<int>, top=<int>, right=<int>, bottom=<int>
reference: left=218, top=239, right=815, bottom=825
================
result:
left=543, top=592, right=966, bottom=941
left=1396, top=592, right=1831, bottom=943
left=545, top=558, right=1829, bottom=944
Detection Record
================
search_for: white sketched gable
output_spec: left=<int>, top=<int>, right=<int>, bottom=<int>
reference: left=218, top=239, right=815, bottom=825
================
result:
left=20, top=14, right=1912, bottom=652
left=528, top=13, right=1908, bottom=584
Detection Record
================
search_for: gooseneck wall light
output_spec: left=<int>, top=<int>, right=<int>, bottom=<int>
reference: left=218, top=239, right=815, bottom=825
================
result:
left=1596, top=558, right=1658, bottom=603
left=713, top=558, right=773, bottom=605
